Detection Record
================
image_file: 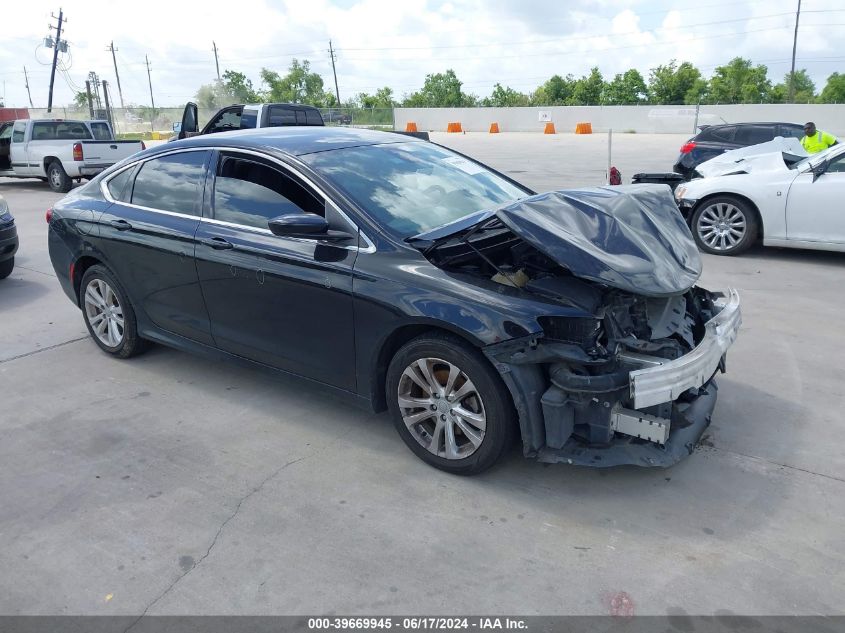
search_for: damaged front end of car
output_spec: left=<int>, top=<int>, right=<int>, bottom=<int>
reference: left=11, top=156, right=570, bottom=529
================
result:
left=409, top=185, right=742, bottom=467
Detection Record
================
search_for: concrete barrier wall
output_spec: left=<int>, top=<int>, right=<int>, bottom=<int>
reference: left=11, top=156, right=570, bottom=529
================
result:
left=395, top=104, right=845, bottom=136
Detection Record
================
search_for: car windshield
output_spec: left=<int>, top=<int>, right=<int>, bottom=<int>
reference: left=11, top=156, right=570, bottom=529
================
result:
left=302, top=141, right=528, bottom=237
left=793, top=145, right=840, bottom=171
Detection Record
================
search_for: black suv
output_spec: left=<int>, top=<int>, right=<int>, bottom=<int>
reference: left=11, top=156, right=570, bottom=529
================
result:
left=0, top=193, right=18, bottom=279
left=673, top=122, right=805, bottom=179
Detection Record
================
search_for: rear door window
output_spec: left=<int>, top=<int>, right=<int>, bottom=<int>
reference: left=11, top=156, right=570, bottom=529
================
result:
left=130, top=151, right=209, bottom=215
left=734, top=125, right=774, bottom=145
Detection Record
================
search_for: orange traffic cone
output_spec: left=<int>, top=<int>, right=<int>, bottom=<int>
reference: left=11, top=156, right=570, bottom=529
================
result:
left=543, top=122, right=556, bottom=134
left=405, top=122, right=418, bottom=133
left=575, top=122, right=593, bottom=134
left=489, top=122, right=500, bottom=133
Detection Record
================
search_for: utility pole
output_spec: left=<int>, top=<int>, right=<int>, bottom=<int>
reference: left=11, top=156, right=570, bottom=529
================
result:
left=102, top=80, right=114, bottom=131
left=328, top=40, right=341, bottom=107
left=212, top=41, right=221, bottom=81
left=788, top=0, right=802, bottom=103
left=84, top=80, right=94, bottom=119
left=107, top=41, right=125, bottom=108
left=23, top=66, right=34, bottom=107
left=47, top=8, right=65, bottom=113
left=145, top=55, right=155, bottom=132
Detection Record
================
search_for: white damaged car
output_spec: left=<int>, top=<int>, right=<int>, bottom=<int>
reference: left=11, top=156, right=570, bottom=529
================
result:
left=675, top=138, right=845, bottom=255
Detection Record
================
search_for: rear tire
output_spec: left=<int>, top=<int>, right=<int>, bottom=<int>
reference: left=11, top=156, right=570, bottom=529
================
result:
left=0, top=257, right=13, bottom=280
left=79, top=265, right=150, bottom=358
left=386, top=332, right=515, bottom=475
left=47, top=161, right=73, bottom=193
left=692, top=196, right=758, bottom=256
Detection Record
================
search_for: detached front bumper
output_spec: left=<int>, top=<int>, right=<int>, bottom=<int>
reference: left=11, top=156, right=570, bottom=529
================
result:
left=486, top=289, right=741, bottom=468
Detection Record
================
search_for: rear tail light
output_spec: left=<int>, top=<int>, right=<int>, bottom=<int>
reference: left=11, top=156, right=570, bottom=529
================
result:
left=46, top=208, right=53, bottom=223
left=140, top=141, right=146, bottom=150
left=680, top=141, right=696, bottom=154
left=72, top=142, right=83, bottom=161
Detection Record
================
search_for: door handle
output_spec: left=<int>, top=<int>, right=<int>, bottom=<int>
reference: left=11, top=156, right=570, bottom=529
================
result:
left=201, top=236, right=234, bottom=250
left=110, top=219, right=132, bottom=231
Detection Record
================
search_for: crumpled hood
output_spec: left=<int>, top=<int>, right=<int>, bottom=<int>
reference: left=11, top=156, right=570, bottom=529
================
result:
left=493, top=185, right=702, bottom=297
left=696, top=136, right=808, bottom=178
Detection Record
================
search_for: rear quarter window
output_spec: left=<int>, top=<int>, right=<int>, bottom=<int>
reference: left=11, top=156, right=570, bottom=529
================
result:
left=107, top=168, right=133, bottom=202
left=697, top=126, right=736, bottom=142
left=90, top=122, right=113, bottom=140
left=130, top=151, right=208, bottom=215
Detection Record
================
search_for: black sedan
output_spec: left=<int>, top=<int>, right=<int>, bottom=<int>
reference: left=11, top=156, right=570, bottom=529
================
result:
left=673, top=121, right=805, bottom=179
left=47, top=127, right=741, bottom=474
left=0, top=193, right=18, bottom=279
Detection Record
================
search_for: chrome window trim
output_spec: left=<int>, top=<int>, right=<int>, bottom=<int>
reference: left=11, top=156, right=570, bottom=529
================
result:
left=101, top=145, right=376, bottom=253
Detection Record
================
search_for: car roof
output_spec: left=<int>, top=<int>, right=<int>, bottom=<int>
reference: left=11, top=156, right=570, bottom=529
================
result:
left=701, top=122, right=801, bottom=129
left=163, top=126, right=422, bottom=156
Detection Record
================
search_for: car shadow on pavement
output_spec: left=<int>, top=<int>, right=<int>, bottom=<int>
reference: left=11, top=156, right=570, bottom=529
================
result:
left=0, top=270, right=50, bottom=309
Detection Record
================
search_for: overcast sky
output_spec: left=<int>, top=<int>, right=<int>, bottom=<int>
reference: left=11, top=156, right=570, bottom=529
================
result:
left=1, top=0, right=843, bottom=108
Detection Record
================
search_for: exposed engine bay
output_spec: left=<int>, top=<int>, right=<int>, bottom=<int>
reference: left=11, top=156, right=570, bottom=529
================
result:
left=412, top=191, right=739, bottom=467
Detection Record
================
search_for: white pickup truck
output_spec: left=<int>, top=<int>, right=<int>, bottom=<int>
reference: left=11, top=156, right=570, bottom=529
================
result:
left=0, top=119, right=144, bottom=192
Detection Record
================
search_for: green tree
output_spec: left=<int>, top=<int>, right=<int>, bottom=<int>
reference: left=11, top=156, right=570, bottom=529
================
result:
left=770, top=70, right=815, bottom=103
left=603, top=69, right=648, bottom=105
left=260, top=59, right=326, bottom=105
left=483, top=83, right=529, bottom=107
left=648, top=60, right=705, bottom=104
left=357, top=86, right=397, bottom=108
left=222, top=70, right=260, bottom=103
left=194, top=82, right=230, bottom=110
left=530, top=74, right=576, bottom=105
left=72, top=91, right=89, bottom=109
left=571, top=67, right=605, bottom=105
left=402, top=69, right=476, bottom=107
left=818, top=72, right=845, bottom=103
left=707, top=57, right=772, bottom=104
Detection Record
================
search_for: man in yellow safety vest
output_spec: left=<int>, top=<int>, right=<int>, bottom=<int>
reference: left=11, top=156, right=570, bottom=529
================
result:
left=801, top=122, right=838, bottom=154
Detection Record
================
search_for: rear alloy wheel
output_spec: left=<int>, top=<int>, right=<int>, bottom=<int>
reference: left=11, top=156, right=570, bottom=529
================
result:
left=386, top=334, right=515, bottom=474
left=692, top=196, right=757, bottom=256
left=80, top=265, right=149, bottom=358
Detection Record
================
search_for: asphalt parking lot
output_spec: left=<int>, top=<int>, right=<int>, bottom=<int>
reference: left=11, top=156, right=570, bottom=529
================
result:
left=1, top=132, right=844, bottom=616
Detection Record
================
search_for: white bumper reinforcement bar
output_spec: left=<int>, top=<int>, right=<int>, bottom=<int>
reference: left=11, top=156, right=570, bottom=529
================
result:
left=628, top=288, right=741, bottom=409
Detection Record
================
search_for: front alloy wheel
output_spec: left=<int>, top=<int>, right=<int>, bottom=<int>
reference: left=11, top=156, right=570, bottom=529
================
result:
left=386, top=333, right=515, bottom=475
left=398, top=358, right=487, bottom=460
left=692, top=196, right=757, bottom=256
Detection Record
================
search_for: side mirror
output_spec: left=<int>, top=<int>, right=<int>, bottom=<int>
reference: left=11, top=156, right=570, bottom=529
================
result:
left=812, top=163, right=827, bottom=182
left=268, top=213, right=354, bottom=243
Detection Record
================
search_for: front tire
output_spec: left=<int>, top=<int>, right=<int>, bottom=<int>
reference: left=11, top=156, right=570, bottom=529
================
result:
left=386, top=333, right=515, bottom=475
left=79, top=265, right=150, bottom=358
left=692, top=196, right=758, bottom=256
left=0, top=257, right=13, bottom=280
left=47, top=161, right=73, bottom=193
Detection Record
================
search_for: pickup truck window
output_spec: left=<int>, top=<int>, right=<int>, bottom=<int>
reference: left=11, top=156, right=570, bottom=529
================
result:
left=90, top=122, right=112, bottom=140
left=207, top=110, right=242, bottom=134
left=268, top=107, right=296, bottom=126
left=131, top=151, right=208, bottom=216
left=240, top=109, right=258, bottom=129
left=32, top=121, right=93, bottom=141
left=12, top=124, right=25, bottom=143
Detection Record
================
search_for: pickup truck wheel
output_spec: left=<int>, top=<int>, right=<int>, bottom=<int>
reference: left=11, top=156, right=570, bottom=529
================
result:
left=386, top=333, right=516, bottom=475
left=0, top=257, right=13, bottom=280
left=692, top=196, right=758, bottom=256
left=47, top=161, right=73, bottom=193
